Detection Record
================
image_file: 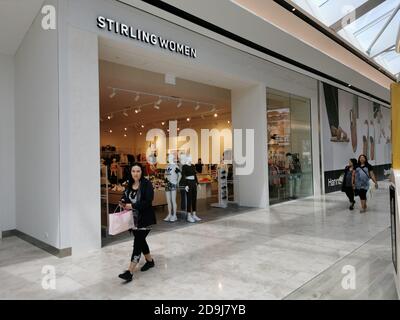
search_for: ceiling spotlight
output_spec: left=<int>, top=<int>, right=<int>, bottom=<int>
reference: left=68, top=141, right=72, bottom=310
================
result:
left=109, top=129, right=113, bottom=133
left=139, top=132, right=143, bottom=136
left=124, top=134, right=127, bottom=138
left=161, top=122, right=165, bottom=126
left=177, top=101, right=182, bottom=108
left=186, top=118, right=190, bottom=122
left=135, top=94, right=140, bottom=102
left=178, top=128, right=180, bottom=131
left=141, top=124, right=145, bottom=128
left=214, top=113, right=218, bottom=118
left=135, top=107, right=142, bottom=114
left=124, top=128, right=128, bottom=131
left=195, top=103, right=200, bottom=111
left=107, top=114, right=113, bottom=120
left=292, top=7, right=296, bottom=12
left=167, top=129, right=170, bottom=133
left=123, top=110, right=129, bottom=117
left=228, top=120, right=231, bottom=124
left=109, top=89, right=116, bottom=99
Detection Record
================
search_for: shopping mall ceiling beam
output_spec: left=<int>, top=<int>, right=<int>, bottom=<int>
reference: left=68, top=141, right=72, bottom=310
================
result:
left=370, top=44, right=395, bottom=59
left=366, top=3, right=400, bottom=55
left=330, top=0, right=386, bottom=32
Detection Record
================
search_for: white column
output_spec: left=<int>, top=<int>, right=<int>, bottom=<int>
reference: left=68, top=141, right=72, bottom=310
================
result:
left=231, top=84, right=268, bottom=208
left=59, top=26, right=101, bottom=254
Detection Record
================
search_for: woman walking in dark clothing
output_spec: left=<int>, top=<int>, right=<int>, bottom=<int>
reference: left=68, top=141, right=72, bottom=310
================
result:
left=118, top=163, right=157, bottom=282
left=354, top=154, right=378, bottom=213
left=341, top=158, right=357, bottom=210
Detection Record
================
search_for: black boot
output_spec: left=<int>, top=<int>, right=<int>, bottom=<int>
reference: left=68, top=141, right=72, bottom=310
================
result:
left=349, top=201, right=355, bottom=210
left=141, top=259, right=155, bottom=272
left=118, top=270, right=133, bottom=282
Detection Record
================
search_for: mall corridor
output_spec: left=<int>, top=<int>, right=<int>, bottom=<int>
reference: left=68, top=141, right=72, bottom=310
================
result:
left=0, top=183, right=396, bottom=300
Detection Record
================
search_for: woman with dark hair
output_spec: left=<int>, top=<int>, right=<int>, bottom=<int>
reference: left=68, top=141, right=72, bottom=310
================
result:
left=118, top=163, right=157, bottom=282
left=354, top=154, right=378, bottom=213
left=341, top=158, right=357, bottom=210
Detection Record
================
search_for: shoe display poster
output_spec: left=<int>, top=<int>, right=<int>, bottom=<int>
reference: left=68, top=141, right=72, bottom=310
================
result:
left=320, top=82, right=392, bottom=193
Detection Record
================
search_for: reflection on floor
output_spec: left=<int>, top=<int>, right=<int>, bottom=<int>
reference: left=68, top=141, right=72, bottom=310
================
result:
left=0, top=182, right=397, bottom=300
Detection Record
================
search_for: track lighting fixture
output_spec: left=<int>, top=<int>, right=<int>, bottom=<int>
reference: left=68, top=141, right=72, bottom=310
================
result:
left=195, top=103, right=200, bottom=111
left=177, top=101, right=182, bottom=108
left=123, top=110, right=129, bottom=117
left=156, top=98, right=162, bottom=105
left=109, top=89, right=116, bottom=99
left=154, top=103, right=160, bottom=110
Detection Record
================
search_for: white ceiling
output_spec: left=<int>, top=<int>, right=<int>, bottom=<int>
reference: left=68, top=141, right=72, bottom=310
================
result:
left=0, top=0, right=44, bottom=55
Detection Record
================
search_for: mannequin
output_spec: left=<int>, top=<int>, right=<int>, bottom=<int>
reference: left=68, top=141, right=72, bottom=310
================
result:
left=110, top=158, right=119, bottom=184
left=179, top=154, right=187, bottom=213
left=182, top=155, right=201, bottom=222
left=164, top=154, right=181, bottom=222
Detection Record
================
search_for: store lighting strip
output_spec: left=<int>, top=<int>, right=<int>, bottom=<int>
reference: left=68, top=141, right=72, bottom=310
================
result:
left=105, top=86, right=218, bottom=117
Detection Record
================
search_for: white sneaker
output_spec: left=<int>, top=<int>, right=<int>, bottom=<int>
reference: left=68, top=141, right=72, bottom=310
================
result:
left=187, top=213, right=195, bottom=223
left=164, top=214, right=172, bottom=222
left=192, top=212, right=202, bottom=221
left=170, top=215, right=178, bottom=222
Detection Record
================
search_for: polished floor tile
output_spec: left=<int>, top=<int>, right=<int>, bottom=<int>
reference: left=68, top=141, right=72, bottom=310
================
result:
left=0, top=182, right=397, bottom=300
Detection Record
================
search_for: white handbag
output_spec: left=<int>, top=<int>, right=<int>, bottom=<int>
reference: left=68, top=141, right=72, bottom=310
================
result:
left=108, top=207, right=135, bottom=236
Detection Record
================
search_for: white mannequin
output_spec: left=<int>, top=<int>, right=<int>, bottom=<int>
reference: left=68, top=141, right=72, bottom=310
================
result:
left=164, top=154, right=181, bottom=222
left=183, top=155, right=201, bottom=222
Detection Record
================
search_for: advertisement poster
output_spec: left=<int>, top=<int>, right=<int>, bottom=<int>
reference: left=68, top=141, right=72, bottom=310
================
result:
left=320, top=82, right=392, bottom=193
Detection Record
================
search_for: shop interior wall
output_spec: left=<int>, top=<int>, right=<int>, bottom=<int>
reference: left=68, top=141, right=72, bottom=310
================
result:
left=100, top=121, right=233, bottom=165
left=14, top=0, right=60, bottom=248
left=0, top=53, right=16, bottom=234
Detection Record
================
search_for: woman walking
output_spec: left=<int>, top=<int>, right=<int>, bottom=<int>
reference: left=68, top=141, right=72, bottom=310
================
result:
left=341, top=158, right=357, bottom=210
left=118, top=163, right=157, bottom=282
left=354, top=155, right=378, bottom=213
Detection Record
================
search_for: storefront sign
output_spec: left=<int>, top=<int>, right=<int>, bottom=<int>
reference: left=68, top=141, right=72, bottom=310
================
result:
left=97, top=16, right=197, bottom=59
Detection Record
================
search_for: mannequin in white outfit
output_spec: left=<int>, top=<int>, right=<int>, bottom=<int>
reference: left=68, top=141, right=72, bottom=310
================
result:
left=164, top=154, right=181, bottom=222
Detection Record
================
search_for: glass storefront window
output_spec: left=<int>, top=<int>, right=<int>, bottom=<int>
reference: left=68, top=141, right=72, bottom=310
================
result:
left=267, top=89, right=313, bottom=204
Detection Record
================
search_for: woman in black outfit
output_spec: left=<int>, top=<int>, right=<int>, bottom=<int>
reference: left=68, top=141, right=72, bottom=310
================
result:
left=118, top=163, right=157, bottom=282
left=341, top=158, right=357, bottom=210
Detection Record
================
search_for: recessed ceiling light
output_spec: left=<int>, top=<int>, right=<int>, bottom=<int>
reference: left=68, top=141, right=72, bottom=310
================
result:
left=139, top=132, right=143, bottom=136
left=141, top=125, right=145, bottom=128
left=214, top=113, right=218, bottom=118
left=109, top=129, right=113, bottom=133
left=124, top=134, right=127, bottom=138
left=186, top=118, right=190, bottom=122
left=124, top=128, right=128, bottom=131
left=161, top=122, right=165, bottom=126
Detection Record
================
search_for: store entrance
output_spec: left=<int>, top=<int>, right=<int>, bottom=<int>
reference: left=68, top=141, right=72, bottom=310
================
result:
left=99, top=60, right=238, bottom=245
left=267, top=89, right=313, bottom=205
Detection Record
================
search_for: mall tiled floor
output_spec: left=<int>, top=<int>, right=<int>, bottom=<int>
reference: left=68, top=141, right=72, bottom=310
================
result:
left=0, top=182, right=397, bottom=300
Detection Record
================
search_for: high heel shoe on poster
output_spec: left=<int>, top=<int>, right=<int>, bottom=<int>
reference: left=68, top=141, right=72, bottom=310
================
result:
left=370, top=120, right=375, bottom=160
left=350, top=110, right=357, bottom=152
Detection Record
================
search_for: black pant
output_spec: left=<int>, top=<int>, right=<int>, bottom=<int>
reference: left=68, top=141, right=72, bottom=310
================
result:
left=186, top=180, right=197, bottom=212
left=343, top=187, right=355, bottom=203
left=131, top=229, right=151, bottom=263
left=180, top=188, right=186, bottom=211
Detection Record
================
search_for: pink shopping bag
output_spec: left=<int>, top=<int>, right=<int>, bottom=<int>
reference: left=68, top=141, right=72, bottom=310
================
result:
left=108, top=207, right=135, bottom=236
